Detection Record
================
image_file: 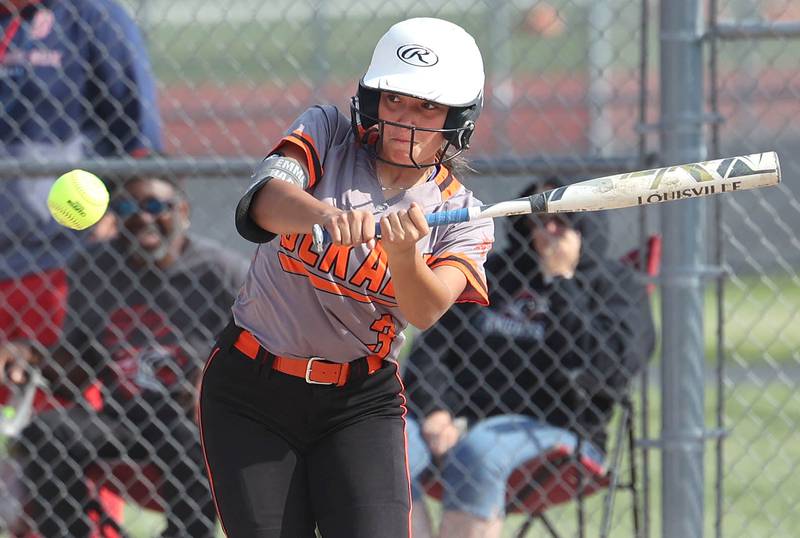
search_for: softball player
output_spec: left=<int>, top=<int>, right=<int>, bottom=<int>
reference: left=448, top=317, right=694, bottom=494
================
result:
left=199, top=17, right=494, bottom=538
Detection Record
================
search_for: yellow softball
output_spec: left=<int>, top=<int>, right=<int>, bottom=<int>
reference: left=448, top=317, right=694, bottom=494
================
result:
left=47, top=169, right=109, bottom=230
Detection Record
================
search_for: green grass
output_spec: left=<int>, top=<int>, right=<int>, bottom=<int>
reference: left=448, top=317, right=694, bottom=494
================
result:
left=721, top=273, right=800, bottom=365
left=650, top=272, right=800, bottom=366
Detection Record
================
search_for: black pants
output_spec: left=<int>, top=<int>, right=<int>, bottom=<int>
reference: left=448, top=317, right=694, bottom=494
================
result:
left=199, top=324, right=411, bottom=538
left=15, top=401, right=216, bottom=538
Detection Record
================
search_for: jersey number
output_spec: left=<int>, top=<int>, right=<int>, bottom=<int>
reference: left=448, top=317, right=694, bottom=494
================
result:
left=368, top=314, right=396, bottom=359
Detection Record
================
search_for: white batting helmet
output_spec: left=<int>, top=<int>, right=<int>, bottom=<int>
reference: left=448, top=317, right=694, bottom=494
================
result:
left=350, top=17, right=485, bottom=165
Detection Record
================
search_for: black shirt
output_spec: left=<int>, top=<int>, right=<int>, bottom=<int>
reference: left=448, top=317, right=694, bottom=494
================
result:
left=61, top=236, right=248, bottom=413
left=404, top=214, right=655, bottom=452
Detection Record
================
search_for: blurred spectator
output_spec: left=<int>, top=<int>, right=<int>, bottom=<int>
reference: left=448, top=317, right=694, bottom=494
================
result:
left=1, top=1, right=161, bottom=533
left=522, top=2, right=565, bottom=38
left=404, top=178, right=656, bottom=538
left=1, top=1, right=161, bottom=532
left=0, top=0, right=162, bottom=354
left=1, top=174, right=247, bottom=537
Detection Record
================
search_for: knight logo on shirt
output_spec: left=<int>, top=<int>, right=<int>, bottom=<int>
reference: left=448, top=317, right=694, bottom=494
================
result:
left=478, top=289, right=548, bottom=340
left=134, top=345, right=180, bottom=394
left=30, top=9, right=54, bottom=40
left=510, top=289, right=548, bottom=321
left=102, top=305, right=190, bottom=398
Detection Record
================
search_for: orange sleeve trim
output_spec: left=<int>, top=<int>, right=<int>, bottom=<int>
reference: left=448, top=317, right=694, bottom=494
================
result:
left=428, top=251, right=485, bottom=278
left=429, top=254, right=489, bottom=306
left=270, top=131, right=322, bottom=190
left=432, top=260, right=489, bottom=305
left=278, top=252, right=398, bottom=307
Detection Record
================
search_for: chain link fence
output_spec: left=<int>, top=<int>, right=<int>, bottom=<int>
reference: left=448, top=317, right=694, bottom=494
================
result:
left=1, top=0, right=799, bottom=536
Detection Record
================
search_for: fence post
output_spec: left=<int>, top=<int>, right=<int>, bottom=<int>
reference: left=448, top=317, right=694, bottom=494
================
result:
left=587, top=0, right=613, bottom=155
left=659, top=1, right=707, bottom=537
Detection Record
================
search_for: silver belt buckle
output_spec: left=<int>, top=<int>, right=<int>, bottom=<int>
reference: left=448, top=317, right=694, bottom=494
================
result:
left=305, top=357, right=334, bottom=385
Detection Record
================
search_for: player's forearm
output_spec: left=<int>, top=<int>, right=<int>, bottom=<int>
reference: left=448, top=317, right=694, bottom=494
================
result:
left=388, top=251, right=455, bottom=330
left=250, top=180, right=340, bottom=235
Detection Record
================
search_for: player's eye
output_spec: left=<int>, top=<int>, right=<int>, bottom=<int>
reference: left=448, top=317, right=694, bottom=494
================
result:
left=421, top=101, right=438, bottom=111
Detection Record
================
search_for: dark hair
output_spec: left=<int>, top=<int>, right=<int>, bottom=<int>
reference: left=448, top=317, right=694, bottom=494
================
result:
left=107, top=154, right=186, bottom=198
left=439, top=151, right=475, bottom=176
left=114, top=174, right=186, bottom=196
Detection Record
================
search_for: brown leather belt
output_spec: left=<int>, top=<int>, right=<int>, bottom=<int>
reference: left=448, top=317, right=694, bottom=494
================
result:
left=233, top=329, right=383, bottom=387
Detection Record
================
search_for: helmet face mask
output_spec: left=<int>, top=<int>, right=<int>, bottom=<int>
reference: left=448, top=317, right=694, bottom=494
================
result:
left=350, top=17, right=485, bottom=168
left=350, top=90, right=474, bottom=168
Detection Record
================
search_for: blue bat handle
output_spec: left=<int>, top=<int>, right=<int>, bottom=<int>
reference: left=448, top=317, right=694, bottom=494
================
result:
left=424, top=207, right=471, bottom=228
left=313, top=207, right=471, bottom=251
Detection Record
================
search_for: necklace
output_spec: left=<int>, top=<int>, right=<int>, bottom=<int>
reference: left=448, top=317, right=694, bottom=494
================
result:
left=376, top=163, right=439, bottom=192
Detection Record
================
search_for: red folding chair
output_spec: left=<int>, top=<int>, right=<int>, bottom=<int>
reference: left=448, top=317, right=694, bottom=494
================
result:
left=503, top=397, right=638, bottom=538
left=1, top=371, right=167, bottom=537
left=0, top=272, right=170, bottom=536
left=1, top=380, right=130, bottom=538
left=85, top=461, right=166, bottom=514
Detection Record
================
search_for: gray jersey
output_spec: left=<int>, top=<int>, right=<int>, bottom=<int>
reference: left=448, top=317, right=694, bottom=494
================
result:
left=232, top=105, right=494, bottom=364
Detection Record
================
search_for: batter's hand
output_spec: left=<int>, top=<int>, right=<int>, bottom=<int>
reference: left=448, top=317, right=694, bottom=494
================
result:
left=379, top=203, right=430, bottom=258
left=533, top=226, right=581, bottom=279
left=0, top=342, right=40, bottom=385
left=321, top=210, right=377, bottom=250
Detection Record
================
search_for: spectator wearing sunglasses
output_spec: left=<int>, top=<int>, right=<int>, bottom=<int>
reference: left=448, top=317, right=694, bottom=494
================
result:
left=5, top=174, right=248, bottom=537
left=403, top=178, right=656, bottom=538
left=110, top=178, right=187, bottom=266
left=1, top=0, right=162, bottom=380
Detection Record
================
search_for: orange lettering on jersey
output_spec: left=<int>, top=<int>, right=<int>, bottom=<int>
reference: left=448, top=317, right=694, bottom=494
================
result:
left=318, top=244, right=350, bottom=280
left=350, top=246, right=388, bottom=293
left=297, top=234, right=320, bottom=266
left=379, top=277, right=395, bottom=299
left=368, top=314, right=397, bottom=359
left=280, top=233, right=300, bottom=252
left=278, top=252, right=398, bottom=307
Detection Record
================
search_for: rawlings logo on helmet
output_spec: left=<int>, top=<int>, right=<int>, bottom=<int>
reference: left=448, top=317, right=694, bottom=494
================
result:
left=396, top=45, right=439, bottom=67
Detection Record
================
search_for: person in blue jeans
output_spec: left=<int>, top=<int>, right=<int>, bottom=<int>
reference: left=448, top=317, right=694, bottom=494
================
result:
left=404, top=178, right=656, bottom=538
